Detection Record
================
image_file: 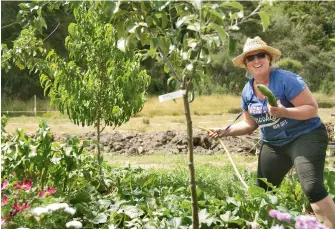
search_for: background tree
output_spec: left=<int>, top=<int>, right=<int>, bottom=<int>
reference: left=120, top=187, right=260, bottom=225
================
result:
left=2, top=1, right=335, bottom=100
left=1, top=1, right=72, bottom=100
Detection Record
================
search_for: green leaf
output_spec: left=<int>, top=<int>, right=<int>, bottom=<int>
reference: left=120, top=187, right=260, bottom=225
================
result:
left=70, top=191, right=91, bottom=204
left=169, top=217, right=182, bottom=228
left=91, top=212, right=108, bottom=224
left=207, top=23, right=226, bottom=43
left=258, top=11, right=270, bottom=31
left=37, top=16, right=47, bottom=29
left=164, top=64, right=170, bottom=73
left=15, top=62, right=25, bottom=70
left=98, top=199, right=112, bottom=208
left=221, top=2, right=244, bottom=11
left=248, top=186, right=267, bottom=198
left=187, top=22, right=200, bottom=32
left=167, top=76, right=174, bottom=87
left=161, top=12, right=168, bottom=29
left=198, top=208, right=214, bottom=226
left=82, top=140, right=90, bottom=147
left=122, top=205, right=144, bottom=219
left=209, top=9, right=225, bottom=24
left=175, top=15, right=197, bottom=28
left=220, top=211, right=231, bottom=222
left=228, top=36, right=236, bottom=56
left=268, top=194, right=278, bottom=205
left=326, top=171, right=335, bottom=192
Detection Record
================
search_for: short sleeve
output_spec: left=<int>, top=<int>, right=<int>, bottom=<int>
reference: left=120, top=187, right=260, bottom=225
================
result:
left=241, top=95, right=248, bottom=111
left=284, top=74, right=307, bottom=101
left=241, top=83, right=250, bottom=111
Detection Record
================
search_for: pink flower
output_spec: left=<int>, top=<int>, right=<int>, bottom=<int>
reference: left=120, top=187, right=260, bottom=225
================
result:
left=269, top=209, right=279, bottom=218
left=39, top=187, right=56, bottom=197
left=1, top=179, right=9, bottom=190
left=277, top=212, right=291, bottom=222
left=1, top=216, right=8, bottom=225
left=269, top=209, right=291, bottom=222
left=12, top=201, right=30, bottom=214
left=1, top=194, right=8, bottom=206
left=14, top=178, right=33, bottom=191
left=9, top=201, right=30, bottom=216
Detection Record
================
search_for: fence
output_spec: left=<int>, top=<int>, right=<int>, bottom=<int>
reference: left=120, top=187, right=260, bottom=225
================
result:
left=1, top=95, right=59, bottom=116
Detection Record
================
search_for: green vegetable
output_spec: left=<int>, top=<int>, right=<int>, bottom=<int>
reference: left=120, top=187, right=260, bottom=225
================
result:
left=256, top=84, right=278, bottom=106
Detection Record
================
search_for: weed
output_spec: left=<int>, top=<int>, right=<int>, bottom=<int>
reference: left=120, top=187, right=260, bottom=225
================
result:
left=142, top=118, right=150, bottom=125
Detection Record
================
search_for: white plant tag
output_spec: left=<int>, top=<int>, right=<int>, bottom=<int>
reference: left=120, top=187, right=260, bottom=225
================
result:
left=158, top=90, right=186, bottom=102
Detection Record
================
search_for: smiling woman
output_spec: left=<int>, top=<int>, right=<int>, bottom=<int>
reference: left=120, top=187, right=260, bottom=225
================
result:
left=208, top=36, right=335, bottom=228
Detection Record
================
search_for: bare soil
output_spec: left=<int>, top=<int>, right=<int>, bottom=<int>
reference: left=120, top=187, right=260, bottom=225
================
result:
left=53, top=122, right=334, bottom=156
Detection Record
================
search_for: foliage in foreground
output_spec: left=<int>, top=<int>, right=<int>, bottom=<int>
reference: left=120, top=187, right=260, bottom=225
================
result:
left=1, top=119, right=334, bottom=228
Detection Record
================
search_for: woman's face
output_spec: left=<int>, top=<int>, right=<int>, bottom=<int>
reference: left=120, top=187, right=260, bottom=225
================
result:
left=244, top=50, right=271, bottom=77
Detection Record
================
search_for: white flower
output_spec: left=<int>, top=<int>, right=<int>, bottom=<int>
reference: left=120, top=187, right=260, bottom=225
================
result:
left=66, top=220, right=82, bottom=228
left=31, top=207, right=50, bottom=216
left=186, top=64, right=193, bottom=71
left=251, top=222, right=259, bottom=229
left=46, top=203, right=69, bottom=212
left=64, top=207, right=76, bottom=215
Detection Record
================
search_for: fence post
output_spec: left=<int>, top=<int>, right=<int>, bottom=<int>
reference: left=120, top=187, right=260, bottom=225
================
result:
left=34, top=95, right=37, bottom=116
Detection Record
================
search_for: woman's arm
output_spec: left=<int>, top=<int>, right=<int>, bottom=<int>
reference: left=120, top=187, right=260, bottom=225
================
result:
left=209, top=111, right=258, bottom=139
left=268, top=88, right=318, bottom=120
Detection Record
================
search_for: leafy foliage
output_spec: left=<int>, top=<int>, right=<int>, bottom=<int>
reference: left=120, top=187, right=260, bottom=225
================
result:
left=1, top=121, right=102, bottom=193
left=2, top=122, right=334, bottom=228
left=40, top=3, right=150, bottom=129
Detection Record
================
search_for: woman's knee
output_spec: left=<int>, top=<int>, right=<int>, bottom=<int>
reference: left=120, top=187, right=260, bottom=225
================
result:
left=294, top=155, right=327, bottom=203
left=301, top=182, right=328, bottom=203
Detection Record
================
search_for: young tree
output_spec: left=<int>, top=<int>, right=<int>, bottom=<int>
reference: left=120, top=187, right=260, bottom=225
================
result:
left=104, top=1, right=271, bottom=228
left=40, top=2, right=150, bottom=167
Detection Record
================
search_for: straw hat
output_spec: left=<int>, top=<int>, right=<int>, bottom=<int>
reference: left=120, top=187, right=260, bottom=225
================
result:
left=232, top=36, right=281, bottom=68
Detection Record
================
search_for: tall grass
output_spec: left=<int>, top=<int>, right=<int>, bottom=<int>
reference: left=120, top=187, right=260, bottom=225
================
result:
left=1, top=96, right=64, bottom=118
left=137, top=94, right=242, bottom=117
left=313, top=92, right=335, bottom=108
left=1, top=92, right=333, bottom=118
left=1, top=96, right=57, bottom=112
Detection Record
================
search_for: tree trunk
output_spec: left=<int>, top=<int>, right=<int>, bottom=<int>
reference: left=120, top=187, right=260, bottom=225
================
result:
left=183, top=90, right=199, bottom=229
left=96, top=118, right=102, bottom=170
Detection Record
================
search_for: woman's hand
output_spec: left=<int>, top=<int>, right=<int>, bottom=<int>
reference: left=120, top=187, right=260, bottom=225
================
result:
left=208, top=128, right=228, bottom=140
left=267, top=100, right=288, bottom=117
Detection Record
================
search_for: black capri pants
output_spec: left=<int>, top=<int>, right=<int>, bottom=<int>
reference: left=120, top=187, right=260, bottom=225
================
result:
left=257, top=123, right=329, bottom=203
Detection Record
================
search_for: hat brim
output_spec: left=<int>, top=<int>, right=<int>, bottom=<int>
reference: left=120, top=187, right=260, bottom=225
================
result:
left=232, top=46, right=281, bottom=68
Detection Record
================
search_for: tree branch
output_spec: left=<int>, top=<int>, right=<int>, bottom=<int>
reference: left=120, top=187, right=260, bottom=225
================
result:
left=43, top=23, right=60, bottom=42
left=237, top=4, right=261, bottom=25
left=1, top=22, right=19, bottom=29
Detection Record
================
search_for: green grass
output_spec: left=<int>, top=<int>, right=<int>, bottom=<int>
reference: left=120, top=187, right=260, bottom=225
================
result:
left=105, top=153, right=258, bottom=170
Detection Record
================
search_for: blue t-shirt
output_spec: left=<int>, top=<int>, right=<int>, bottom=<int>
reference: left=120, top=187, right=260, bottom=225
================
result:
left=241, top=68, right=322, bottom=146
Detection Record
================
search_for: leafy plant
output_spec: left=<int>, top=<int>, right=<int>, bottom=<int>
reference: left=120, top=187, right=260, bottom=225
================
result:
left=39, top=3, right=150, bottom=169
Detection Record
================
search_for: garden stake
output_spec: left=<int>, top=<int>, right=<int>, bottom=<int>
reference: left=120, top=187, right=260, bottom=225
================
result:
left=198, top=126, right=249, bottom=190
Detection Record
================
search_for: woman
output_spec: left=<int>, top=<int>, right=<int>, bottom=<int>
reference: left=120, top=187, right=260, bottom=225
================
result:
left=209, top=36, right=335, bottom=228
